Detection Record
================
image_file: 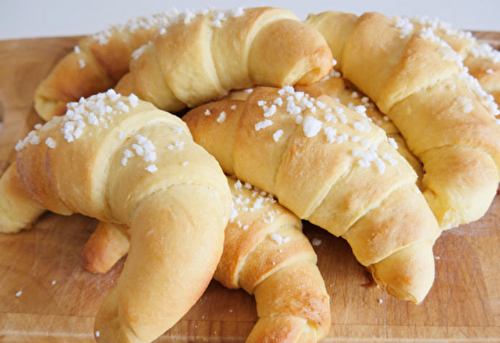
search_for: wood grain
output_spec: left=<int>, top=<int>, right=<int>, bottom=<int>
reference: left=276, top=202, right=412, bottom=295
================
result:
left=1, top=32, right=500, bottom=342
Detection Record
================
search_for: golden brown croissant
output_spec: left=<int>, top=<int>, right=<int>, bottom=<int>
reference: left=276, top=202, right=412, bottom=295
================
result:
left=114, top=7, right=333, bottom=112
left=183, top=86, right=441, bottom=304
left=0, top=91, right=232, bottom=343
left=34, top=7, right=333, bottom=122
left=81, top=176, right=331, bottom=342
left=306, top=11, right=500, bottom=230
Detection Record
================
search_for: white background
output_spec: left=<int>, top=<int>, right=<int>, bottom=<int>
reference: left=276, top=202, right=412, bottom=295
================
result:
left=0, top=0, right=499, bottom=40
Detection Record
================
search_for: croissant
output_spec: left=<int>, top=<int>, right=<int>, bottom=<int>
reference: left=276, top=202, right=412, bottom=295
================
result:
left=0, top=91, right=232, bottom=343
left=33, top=12, right=172, bottom=120
left=183, top=86, right=441, bottom=304
left=0, top=162, right=46, bottom=233
left=305, top=11, right=500, bottom=230
left=81, top=176, right=331, bottom=342
left=34, top=7, right=333, bottom=122
left=114, top=7, right=333, bottom=112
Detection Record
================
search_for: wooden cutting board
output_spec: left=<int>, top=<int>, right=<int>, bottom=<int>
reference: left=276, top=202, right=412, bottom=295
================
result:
left=1, top=32, right=500, bottom=343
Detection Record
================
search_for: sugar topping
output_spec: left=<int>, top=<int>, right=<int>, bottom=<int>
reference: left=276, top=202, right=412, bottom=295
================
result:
left=382, top=153, right=399, bottom=166
left=121, top=134, right=157, bottom=170
left=78, top=59, right=86, bottom=69
left=15, top=130, right=40, bottom=151
left=229, top=177, right=278, bottom=226
left=229, top=204, right=239, bottom=223
left=91, top=7, right=246, bottom=49
left=216, top=111, right=227, bottom=123
left=247, top=86, right=400, bottom=175
left=409, top=15, right=500, bottom=63
left=270, top=233, right=285, bottom=244
left=45, top=137, right=57, bottom=149
left=210, top=7, right=245, bottom=27
left=274, top=98, right=284, bottom=106
left=14, top=91, right=168, bottom=175
left=409, top=15, right=473, bottom=39
left=374, top=157, right=386, bottom=174
left=399, top=15, right=500, bottom=117
left=321, top=68, right=342, bottom=81
left=263, top=105, right=277, bottom=117
left=456, top=70, right=500, bottom=116
left=388, top=137, right=399, bottom=150
left=393, top=16, right=414, bottom=39
left=353, top=121, right=371, bottom=132
left=145, top=164, right=158, bottom=173
left=132, top=43, right=150, bottom=60
left=273, top=130, right=284, bottom=142
left=255, top=119, right=273, bottom=131
left=167, top=140, right=185, bottom=150
left=324, top=127, right=336, bottom=143
left=121, top=149, right=133, bottom=166
left=59, top=90, right=137, bottom=143
left=92, top=12, right=172, bottom=46
left=234, top=180, right=242, bottom=190
left=172, top=126, right=183, bottom=134
left=457, top=96, right=474, bottom=113
left=415, top=27, right=500, bottom=117
left=269, top=233, right=290, bottom=245
left=470, top=43, right=500, bottom=63
left=303, top=116, right=322, bottom=137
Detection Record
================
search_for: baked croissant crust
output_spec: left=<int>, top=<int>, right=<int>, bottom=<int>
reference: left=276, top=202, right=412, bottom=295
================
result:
left=183, top=86, right=441, bottom=304
left=306, top=11, right=500, bottom=230
left=0, top=91, right=231, bottom=343
left=34, top=7, right=333, bottom=121
left=81, top=176, right=331, bottom=342
left=115, top=7, right=332, bottom=113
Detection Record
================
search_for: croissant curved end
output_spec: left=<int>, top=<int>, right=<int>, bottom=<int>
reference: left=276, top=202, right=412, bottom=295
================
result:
left=369, top=240, right=436, bottom=304
left=0, top=164, right=46, bottom=234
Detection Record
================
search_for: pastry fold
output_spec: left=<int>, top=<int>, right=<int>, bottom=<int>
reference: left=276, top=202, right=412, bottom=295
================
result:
left=183, top=86, right=441, bottom=304
left=306, top=11, right=500, bottom=229
left=34, top=7, right=332, bottom=121
left=81, top=176, right=331, bottom=342
left=0, top=92, right=231, bottom=343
